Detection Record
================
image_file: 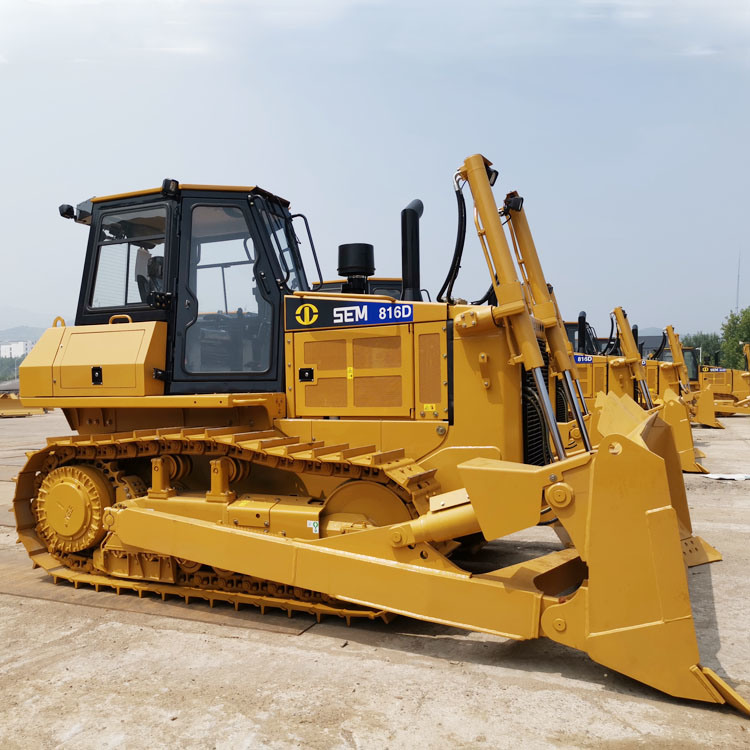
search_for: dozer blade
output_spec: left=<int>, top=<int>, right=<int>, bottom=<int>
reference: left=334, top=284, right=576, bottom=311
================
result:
left=106, top=399, right=743, bottom=712
left=593, top=392, right=720, bottom=567
left=715, top=401, right=750, bottom=416
left=0, top=393, right=44, bottom=418
left=463, top=402, right=741, bottom=710
left=660, top=389, right=708, bottom=474
left=692, top=386, right=725, bottom=429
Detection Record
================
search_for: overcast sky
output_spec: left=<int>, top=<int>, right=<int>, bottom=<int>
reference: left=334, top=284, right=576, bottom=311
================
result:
left=0, top=0, right=747, bottom=335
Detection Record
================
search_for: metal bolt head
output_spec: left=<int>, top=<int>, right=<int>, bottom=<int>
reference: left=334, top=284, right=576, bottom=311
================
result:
left=546, top=482, right=574, bottom=509
left=549, top=473, right=558, bottom=482
left=436, top=425, right=447, bottom=436
left=553, top=618, right=566, bottom=632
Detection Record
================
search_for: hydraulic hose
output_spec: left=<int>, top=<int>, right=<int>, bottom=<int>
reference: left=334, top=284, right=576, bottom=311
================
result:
left=652, top=331, right=667, bottom=361
left=437, top=177, right=467, bottom=303
left=471, top=285, right=496, bottom=305
left=602, top=316, right=619, bottom=356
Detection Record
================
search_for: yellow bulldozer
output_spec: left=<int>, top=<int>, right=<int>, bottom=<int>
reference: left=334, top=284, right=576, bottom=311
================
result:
left=646, top=325, right=724, bottom=428
left=561, top=310, right=711, bottom=472
left=699, top=342, right=750, bottom=416
left=0, top=377, right=45, bottom=417
left=14, top=155, right=749, bottom=714
left=0, top=392, right=45, bottom=418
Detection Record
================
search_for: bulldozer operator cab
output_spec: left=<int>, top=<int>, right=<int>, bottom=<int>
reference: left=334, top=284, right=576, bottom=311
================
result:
left=71, top=182, right=310, bottom=395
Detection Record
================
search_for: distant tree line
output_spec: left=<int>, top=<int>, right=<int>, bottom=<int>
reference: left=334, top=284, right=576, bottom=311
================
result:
left=0, top=356, right=23, bottom=383
left=683, top=305, right=750, bottom=370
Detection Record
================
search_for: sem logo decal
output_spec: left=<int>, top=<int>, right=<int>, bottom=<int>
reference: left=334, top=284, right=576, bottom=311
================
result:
left=295, top=303, right=319, bottom=326
left=285, top=298, right=414, bottom=331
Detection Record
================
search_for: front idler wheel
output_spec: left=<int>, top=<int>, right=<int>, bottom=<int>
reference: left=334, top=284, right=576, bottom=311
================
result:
left=33, top=464, right=114, bottom=554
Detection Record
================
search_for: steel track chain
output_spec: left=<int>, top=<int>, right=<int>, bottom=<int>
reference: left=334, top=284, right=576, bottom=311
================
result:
left=13, top=425, right=441, bottom=622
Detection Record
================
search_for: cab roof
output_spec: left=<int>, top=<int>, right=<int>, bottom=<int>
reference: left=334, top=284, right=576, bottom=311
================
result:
left=90, top=183, right=289, bottom=206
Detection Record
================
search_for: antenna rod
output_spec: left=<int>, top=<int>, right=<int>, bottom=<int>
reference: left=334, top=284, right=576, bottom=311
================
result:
left=737, top=249, right=742, bottom=314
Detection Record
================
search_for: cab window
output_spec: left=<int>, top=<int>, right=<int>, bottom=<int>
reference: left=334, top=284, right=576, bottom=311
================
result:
left=257, top=204, right=308, bottom=292
left=89, top=206, right=167, bottom=308
left=184, top=205, right=273, bottom=374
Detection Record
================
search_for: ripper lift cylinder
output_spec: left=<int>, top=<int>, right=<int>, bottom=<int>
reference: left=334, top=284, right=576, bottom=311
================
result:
left=460, top=154, right=567, bottom=460
left=503, top=195, right=592, bottom=446
left=613, top=307, right=653, bottom=409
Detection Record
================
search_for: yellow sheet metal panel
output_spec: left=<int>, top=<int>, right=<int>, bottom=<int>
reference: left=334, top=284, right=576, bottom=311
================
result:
left=305, top=377, right=348, bottom=407
left=91, top=188, right=163, bottom=203
left=445, top=320, right=523, bottom=463
left=270, top=495, right=323, bottom=539
left=352, top=335, right=401, bottom=368
left=293, top=324, right=414, bottom=417
left=593, top=360, right=607, bottom=395
left=51, top=321, right=167, bottom=397
left=414, top=322, right=448, bottom=419
left=19, top=326, right=66, bottom=398
left=354, top=375, right=402, bottom=407
left=91, top=184, right=260, bottom=203
left=304, top=339, right=347, bottom=370
left=228, top=495, right=277, bottom=529
left=575, top=361, right=592, bottom=398
left=19, top=392, right=285, bottom=411
left=60, top=329, right=143, bottom=389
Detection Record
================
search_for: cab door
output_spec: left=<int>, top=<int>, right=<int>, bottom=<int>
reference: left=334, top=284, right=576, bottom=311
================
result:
left=170, top=195, right=283, bottom=394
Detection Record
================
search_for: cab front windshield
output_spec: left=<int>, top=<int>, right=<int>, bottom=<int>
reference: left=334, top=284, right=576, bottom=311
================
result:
left=257, top=202, right=308, bottom=292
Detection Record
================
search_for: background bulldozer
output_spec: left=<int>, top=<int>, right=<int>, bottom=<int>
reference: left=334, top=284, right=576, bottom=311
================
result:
left=0, top=378, right=45, bottom=418
left=699, top=342, right=750, bottom=417
left=560, top=309, right=710, bottom=473
left=0, top=392, right=44, bottom=418
left=13, top=155, right=748, bottom=714
left=645, top=325, right=724, bottom=428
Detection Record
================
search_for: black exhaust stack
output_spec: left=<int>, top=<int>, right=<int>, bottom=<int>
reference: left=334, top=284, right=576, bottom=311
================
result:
left=577, top=311, right=587, bottom=353
left=401, top=199, right=424, bottom=302
left=632, top=324, right=643, bottom=356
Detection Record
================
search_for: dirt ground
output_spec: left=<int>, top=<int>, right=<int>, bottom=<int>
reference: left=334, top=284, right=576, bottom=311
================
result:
left=0, top=411, right=748, bottom=749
